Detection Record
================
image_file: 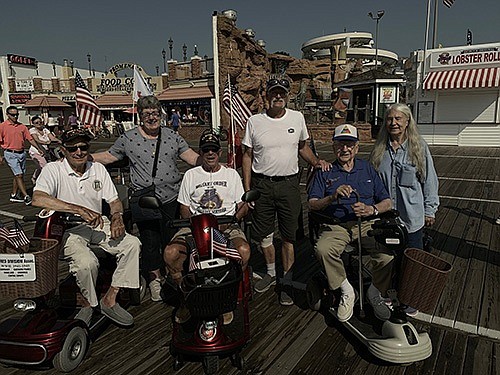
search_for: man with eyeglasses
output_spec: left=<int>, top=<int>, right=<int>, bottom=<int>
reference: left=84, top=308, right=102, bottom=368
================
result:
left=164, top=131, right=250, bottom=324
left=308, top=124, right=393, bottom=322
left=242, top=75, right=330, bottom=306
left=32, top=129, right=141, bottom=326
left=91, top=95, right=201, bottom=303
left=0, top=106, right=45, bottom=205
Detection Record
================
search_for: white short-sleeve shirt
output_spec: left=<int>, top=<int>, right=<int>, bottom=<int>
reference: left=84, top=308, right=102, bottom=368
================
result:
left=242, top=109, right=309, bottom=176
left=34, top=158, right=119, bottom=214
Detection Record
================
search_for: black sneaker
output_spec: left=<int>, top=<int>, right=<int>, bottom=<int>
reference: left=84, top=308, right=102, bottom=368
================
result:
left=24, top=195, right=32, bottom=206
left=254, top=274, right=276, bottom=293
left=10, top=193, right=24, bottom=203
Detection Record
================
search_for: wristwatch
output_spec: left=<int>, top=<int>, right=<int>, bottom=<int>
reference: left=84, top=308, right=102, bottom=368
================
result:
left=372, top=205, right=379, bottom=216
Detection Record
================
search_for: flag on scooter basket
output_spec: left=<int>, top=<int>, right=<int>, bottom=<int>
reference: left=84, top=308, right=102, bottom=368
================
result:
left=0, top=220, right=30, bottom=249
left=188, top=248, right=199, bottom=272
left=211, top=228, right=241, bottom=261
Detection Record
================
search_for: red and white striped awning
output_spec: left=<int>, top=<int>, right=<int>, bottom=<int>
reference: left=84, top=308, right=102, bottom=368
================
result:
left=423, top=68, right=500, bottom=90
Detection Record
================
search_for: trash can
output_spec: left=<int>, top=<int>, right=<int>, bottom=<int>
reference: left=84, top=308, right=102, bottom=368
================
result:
left=398, top=248, right=453, bottom=314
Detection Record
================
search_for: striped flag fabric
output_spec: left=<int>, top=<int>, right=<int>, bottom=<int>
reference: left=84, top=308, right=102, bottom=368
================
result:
left=211, top=228, right=241, bottom=262
left=188, top=247, right=199, bottom=272
left=75, top=70, right=102, bottom=129
left=443, top=0, right=455, bottom=8
left=0, top=220, right=30, bottom=249
left=222, top=80, right=251, bottom=130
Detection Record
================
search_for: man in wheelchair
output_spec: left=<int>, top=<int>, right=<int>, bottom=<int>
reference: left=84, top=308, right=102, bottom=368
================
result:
left=164, top=131, right=251, bottom=324
left=308, top=124, right=393, bottom=322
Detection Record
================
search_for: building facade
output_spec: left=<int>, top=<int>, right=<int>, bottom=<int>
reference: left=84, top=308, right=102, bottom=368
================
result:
left=407, top=42, right=500, bottom=147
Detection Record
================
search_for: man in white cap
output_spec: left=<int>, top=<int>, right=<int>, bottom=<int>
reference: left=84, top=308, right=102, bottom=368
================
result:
left=308, top=124, right=393, bottom=322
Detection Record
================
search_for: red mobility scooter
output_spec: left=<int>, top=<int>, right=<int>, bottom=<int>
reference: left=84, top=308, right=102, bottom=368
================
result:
left=0, top=209, right=145, bottom=372
left=141, top=191, right=258, bottom=374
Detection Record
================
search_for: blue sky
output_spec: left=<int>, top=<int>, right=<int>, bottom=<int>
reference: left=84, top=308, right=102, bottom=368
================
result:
left=1, top=0, right=498, bottom=75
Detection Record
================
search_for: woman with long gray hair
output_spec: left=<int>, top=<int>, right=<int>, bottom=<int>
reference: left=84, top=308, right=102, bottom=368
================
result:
left=370, top=103, right=439, bottom=250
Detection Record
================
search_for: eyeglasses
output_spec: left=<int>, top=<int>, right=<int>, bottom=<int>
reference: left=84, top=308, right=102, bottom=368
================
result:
left=334, top=141, right=357, bottom=150
left=201, top=147, right=220, bottom=153
left=64, top=144, right=90, bottom=152
left=7, top=113, right=19, bottom=117
left=141, top=111, right=160, bottom=118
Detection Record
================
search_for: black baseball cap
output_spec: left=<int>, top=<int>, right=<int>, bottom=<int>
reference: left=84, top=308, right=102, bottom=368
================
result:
left=199, top=131, right=220, bottom=151
left=61, top=129, right=92, bottom=144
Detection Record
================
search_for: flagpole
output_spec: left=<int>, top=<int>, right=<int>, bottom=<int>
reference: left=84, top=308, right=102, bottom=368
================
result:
left=432, top=0, right=438, bottom=48
left=420, top=0, right=432, bottom=96
left=228, top=74, right=236, bottom=168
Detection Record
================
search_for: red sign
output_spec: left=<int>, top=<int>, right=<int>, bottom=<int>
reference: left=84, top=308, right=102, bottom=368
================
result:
left=7, top=54, right=37, bottom=67
left=9, top=94, right=32, bottom=104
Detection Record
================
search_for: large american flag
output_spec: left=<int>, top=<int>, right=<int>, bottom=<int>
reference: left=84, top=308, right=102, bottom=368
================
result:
left=211, top=228, right=241, bottom=262
left=75, top=71, right=102, bottom=128
left=0, top=220, right=30, bottom=249
left=443, top=0, right=455, bottom=8
left=222, top=80, right=251, bottom=130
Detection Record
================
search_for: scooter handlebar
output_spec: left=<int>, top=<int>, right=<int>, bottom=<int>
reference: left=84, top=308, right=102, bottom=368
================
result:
left=22, top=216, right=39, bottom=222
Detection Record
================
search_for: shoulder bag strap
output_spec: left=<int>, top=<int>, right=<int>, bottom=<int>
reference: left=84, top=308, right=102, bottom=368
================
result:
left=151, top=127, right=162, bottom=179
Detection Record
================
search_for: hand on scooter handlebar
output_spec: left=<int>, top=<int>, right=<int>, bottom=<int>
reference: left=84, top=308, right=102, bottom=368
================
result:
left=77, top=207, right=104, bottom=229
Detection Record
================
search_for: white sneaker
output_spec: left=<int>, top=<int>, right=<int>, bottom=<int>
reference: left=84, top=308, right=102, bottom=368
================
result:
left=336, top=291, right=357, bottom=322
left=149, top=278, right=163, bottom=302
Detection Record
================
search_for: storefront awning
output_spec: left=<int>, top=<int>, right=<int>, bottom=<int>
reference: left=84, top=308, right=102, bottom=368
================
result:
left=95, top=94, right=133, bottom=107
left=157, top=86, right=214, bottom=101
left=423, top=68, right=500, bottom=90
left=24, top=95, right=71, bottom=108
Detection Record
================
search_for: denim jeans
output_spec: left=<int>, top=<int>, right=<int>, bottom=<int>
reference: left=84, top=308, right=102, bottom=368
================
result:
left=407, top=228, right=424, bottom=250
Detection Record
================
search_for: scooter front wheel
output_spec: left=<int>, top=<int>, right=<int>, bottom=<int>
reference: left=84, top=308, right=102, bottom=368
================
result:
left=203, top=355, right=219, bottom=375
left=53, top=327, right=88, bottom=372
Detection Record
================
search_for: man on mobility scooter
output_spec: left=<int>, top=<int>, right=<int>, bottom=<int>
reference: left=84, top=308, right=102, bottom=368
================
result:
left=308, top=124, right=393, bottom=322
left=164, top=130, right=251, bottom=325
left=32, top=129, right=141, bottom=326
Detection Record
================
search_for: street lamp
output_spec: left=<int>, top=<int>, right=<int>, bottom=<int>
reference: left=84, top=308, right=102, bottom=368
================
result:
left=368, top=10, right=385, bottom=69
left=168, top=37, right=173, bottom=60
left=87, top=53, right=92, bottom=76
left=161, top=49, right=166, bottom=73
left=182, top=44, right=187, bottom=62
left=70, top=60, right=74, bottom=75
left=51, top=61, right=56, bottom=76
left=155, top=65, right=159, bottom=75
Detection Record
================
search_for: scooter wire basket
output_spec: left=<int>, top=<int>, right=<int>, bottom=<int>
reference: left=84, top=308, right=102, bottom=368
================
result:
left=0, top=238, right=60, bottom=298
left=182, top=261, right=242, bottom=317
left=398, top=247, right=452, bottom=314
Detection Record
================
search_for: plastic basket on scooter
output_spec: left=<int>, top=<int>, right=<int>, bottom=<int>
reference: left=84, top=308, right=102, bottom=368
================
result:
left=182, top=261, right=242, bottom=317
left=398, top=248, right=452, bottom=314
left=0, top=238, right=59, bottom=298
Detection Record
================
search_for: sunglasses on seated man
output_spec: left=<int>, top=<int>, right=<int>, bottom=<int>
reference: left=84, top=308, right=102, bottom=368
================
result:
left=201, top=146, right=220, bottom=153
left=64, top=143, right=90, bottom=152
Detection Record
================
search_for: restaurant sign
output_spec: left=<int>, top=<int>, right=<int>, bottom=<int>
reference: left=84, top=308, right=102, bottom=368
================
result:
left=10, top=94, right=32, bottom=104
left=7, top=54, right=37, bottom=67
left=431, top=46, right=500, bottom=68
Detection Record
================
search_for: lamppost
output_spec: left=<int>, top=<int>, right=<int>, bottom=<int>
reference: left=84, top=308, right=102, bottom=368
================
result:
left=155, top=65, right=159, bottom=75
left=368, top=10, right=385, bottom=69
left=87, top=53, right=92, bottom=76
left=182, top=44, right=187, bottom=62
left=51, top=61, right=56, bottom=76
left=161, top=49, right=166, bottom=73
left=168, top=37, right=173, bottom=60
left=70, top=60, right=74, bottom=76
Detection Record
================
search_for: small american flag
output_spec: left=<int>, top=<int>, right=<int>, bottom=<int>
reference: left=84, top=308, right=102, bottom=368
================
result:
left=222, top=80, right=251, bottom=130
left=443, top=0, right=455, bottom=8
left=75, top=71, right=102, bottom=129
left=0, top=220, right=30, bottom=249
left=188, top=247, right=199, bottom=272
left=211, top=228, right=241, bottom=262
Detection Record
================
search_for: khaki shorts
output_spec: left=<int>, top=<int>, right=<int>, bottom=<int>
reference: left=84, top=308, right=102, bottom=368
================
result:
left=172, top=223, right=246, bottom=244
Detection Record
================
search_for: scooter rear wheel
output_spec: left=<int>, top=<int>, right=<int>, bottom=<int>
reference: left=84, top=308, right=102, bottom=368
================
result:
left=203, top=355, right=219, bottom=375
left=53, top=327, right=88, bottom=372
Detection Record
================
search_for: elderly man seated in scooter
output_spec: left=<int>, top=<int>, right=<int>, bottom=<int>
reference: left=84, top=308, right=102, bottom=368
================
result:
left=308, top=124, right=393, bottom=322
left=32, top=129, right=141, bottom=326
left=164, top=131, right=251, bottom=324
